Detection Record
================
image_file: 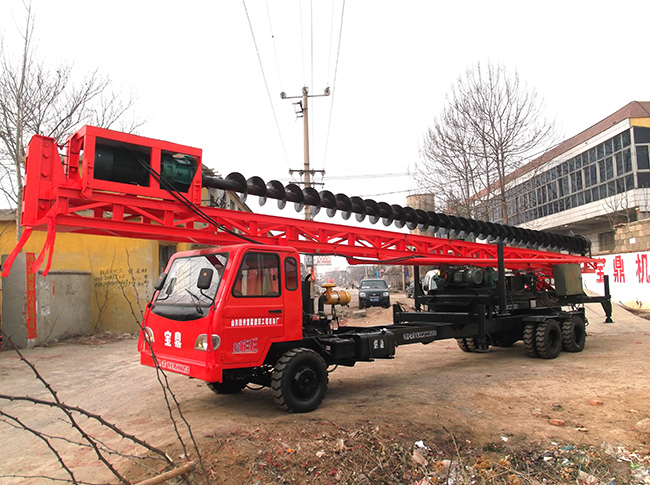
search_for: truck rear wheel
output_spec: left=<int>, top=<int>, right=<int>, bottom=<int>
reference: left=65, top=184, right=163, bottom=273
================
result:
left=456, top=338, right=478, bottom=352
left=523, top=323, right=539, bottom=357
left=561, top=315, right=586, bottom=352
left=535, top=319, right=562, bottom=359
left=207, top=380, right=246, bottom=394
left=272, top=348, right=328, bottom=413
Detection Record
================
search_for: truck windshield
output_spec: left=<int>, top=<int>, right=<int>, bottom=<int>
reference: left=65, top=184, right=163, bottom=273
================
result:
left=361, top=280, right=387, bottom=289
left=155, top=253, right=228, bottom=307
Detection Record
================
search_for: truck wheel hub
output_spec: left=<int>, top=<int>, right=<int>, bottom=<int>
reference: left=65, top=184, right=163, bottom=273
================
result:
left=292, top=367, right=318, bottom=398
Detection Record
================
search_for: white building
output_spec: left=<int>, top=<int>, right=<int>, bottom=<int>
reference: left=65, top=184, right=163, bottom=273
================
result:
left=491, top=101, right=650, bottom=255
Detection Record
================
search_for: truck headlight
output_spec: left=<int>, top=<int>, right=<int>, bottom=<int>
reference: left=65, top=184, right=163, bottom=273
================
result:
left=383, top=291, right=389, bottom=297
left=195, top=334, right=221, bottom=351
left=359, top=292, right=366, bottom=297
left=143, top=327, right=155, bottom=343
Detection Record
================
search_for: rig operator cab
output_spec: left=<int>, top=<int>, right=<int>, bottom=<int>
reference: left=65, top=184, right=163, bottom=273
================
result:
left=140, top=244, right=304, bottom=386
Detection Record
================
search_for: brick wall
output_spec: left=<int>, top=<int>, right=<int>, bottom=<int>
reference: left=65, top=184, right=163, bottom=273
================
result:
left=614, top=220, right=650, bottom=253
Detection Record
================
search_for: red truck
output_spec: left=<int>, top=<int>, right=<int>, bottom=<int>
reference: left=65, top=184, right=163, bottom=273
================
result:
left=138, top=241, right=610, bottom=413
left=6, top=125, right=610, bottom=413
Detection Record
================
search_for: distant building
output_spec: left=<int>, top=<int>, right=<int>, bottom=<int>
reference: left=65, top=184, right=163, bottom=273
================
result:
left=486, top=101, right=650, bottom=254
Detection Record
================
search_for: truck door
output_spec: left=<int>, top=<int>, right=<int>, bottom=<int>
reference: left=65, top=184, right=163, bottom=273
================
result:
left=221, top=251, right=286, bottom=367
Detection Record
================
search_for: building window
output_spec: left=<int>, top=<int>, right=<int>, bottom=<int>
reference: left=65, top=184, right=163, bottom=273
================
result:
left=634, top=126, right=650, bottom=144
left=159, top=244, right=177, bottom=274
left=639, top=172, right=650, bottom=188
left=495, top=128, right=642, bottom=225
left=598, top=232, right=615, bottom=252
left=622, top=130, right=631, bottom=147
left=637, top=145, right=650, bottom=170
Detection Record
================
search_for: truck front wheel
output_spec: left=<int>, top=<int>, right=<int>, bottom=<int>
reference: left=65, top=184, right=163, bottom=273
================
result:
left=272, top=348, right=328, bottom=413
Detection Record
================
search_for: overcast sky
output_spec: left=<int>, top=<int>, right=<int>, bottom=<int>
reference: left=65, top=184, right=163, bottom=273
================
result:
left=2, top=0, right=649, bottom=224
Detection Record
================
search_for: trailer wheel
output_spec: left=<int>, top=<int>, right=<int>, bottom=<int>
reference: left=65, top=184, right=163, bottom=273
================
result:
left=561, top=315, right=586, bottom=352
left=535, top=319, right=562, bottom=359
left=207, top=380, right=246, bottom=394
left=456, top=338, right=478, bottom=352
left=272, top=348, right=328, bottom=413
left=523, top=323, right=539, bottom=357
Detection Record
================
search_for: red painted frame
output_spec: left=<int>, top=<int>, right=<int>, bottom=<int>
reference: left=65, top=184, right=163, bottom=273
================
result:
left=4, top=126, right=602, bottom=277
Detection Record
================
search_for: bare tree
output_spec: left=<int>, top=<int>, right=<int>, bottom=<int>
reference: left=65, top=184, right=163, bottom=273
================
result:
left=603, top=191, right=635, bottom=227
left=420, top=106, right=489, bottom=219
left=418, top=62, right=555, bottom=223
left=0, top=2, right=143, bottom=237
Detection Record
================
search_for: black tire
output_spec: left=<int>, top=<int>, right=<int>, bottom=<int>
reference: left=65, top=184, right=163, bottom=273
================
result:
left=523, top=323, right=539, bottom=357
left=562, top=315, right=586, bottom=352
left=207, top=380, right=246, bottom=394
left=359, top=302, right=365, bottom=309
left=383, top=302, right=391, bottom=309
left=456, top=337, right=478, bottom=352
left=272, top=348, right=328, bottom=413
left=535, top=319, right=562, bottom=359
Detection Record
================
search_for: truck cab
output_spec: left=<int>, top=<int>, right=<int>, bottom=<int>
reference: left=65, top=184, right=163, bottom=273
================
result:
left=138, top=244, right=303, bottom=386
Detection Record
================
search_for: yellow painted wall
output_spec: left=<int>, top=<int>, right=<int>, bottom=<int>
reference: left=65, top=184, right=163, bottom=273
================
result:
left=0, top=223, right=175, bottom=334
left=631, top=118, right=650, bottom=128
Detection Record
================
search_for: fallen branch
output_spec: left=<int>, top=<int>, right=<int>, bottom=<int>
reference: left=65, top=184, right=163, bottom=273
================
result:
left=0, top=392, right=173, bottom=466
left=1, top=331, right=130, bottom=484
left=0, top=410, right=78, bottom=483
left=135, top=462, right=196, bottom=485
left=119, top=251, right=208, bottom=484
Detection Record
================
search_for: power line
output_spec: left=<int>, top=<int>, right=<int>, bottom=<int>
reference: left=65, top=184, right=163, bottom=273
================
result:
left=310, top=0, right=315, bottom=163
left=322, top=0, right=346, bottom=171
left=325, top=172, right=410, bottom=181
left=358, top=188, right=414, bottom=198
left=326, top=1, right=336, bottom=81
left=265, top=0, right=284, bottom=90
left=277, top=172, right=409, bottom=184
left=310, top=0, right=314, bottom=94
left=298, top=0, right=306, bottom=85
left=242, top=0, right=291, bottom=168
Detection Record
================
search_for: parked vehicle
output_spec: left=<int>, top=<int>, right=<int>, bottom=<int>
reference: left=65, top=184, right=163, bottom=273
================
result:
left=358, top=278, right=390, bottom=308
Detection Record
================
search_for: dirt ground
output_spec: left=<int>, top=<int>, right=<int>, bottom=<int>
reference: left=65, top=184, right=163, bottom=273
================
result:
left=1, top=291, right=650, bottom=484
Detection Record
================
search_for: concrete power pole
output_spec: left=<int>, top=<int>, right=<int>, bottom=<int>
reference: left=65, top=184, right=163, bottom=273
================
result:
left=281, top=86, right=330, bottom=220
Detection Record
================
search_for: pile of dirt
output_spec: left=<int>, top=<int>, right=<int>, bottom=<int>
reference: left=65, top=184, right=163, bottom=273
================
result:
left=621, top=306, right=650, bottom=322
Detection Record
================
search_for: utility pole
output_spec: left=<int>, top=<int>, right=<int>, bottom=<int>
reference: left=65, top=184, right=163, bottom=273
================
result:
left=281, top=86, right=330, bottom=220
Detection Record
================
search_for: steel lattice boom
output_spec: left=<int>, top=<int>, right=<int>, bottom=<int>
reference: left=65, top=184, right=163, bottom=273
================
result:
left=3, top=126, right=601, bottom=276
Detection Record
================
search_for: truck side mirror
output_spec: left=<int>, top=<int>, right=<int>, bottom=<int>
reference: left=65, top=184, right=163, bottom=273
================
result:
left=197, top=268, right=214, bottom=289
left=166, top=277, right=176, bottom=295
left=154, top=273, right=167, bottom=291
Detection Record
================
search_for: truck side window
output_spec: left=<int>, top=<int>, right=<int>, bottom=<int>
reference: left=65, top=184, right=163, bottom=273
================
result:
left=232, top=252, right=280, bottom=297
left=284, top=257, right=298, bottom=291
